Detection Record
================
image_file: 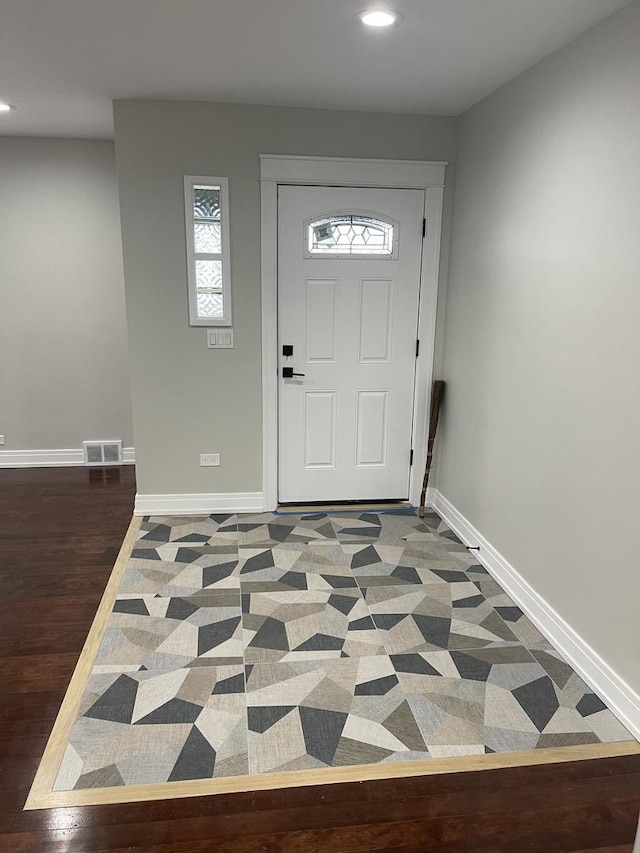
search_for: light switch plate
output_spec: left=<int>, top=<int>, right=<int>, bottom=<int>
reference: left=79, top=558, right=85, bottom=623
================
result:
left=207, top=329, right=234, bottom=349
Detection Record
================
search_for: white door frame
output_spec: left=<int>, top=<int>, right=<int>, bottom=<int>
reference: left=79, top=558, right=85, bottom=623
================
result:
left=260, top=154, right=447, bottom=511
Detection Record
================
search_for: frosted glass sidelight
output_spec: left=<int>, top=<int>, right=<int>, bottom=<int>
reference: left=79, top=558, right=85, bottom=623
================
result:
left=185, top=176, right=232, bottom=325
left=308, top=213, right=395, bottom=256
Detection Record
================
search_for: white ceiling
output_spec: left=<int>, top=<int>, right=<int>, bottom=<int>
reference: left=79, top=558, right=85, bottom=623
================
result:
left=0, top=0, right=631, bottom=138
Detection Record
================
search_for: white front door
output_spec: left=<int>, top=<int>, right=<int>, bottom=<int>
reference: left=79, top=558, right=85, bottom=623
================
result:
left=277, top=185, right=425, bottom=503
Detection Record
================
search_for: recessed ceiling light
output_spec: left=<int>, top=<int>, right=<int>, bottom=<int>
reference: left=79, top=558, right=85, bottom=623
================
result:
left=357, top=9, right=401, bottom=27
left=0, top=102, right=16, bottom=112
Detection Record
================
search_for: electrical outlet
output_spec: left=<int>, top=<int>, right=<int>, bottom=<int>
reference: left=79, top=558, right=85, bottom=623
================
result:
left=0, top=435, right=4, bottom=445
left=200, top=453, right=220, bottom=467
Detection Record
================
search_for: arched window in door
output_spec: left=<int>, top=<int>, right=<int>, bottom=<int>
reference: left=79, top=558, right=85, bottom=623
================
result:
left=305, top=212, right=398, bottom=259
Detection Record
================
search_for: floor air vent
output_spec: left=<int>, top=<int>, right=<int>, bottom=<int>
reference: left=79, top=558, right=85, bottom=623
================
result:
left=83, top=440, right=123, bottom=466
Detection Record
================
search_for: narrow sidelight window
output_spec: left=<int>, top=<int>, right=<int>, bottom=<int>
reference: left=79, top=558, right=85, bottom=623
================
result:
left=184, top=176, right=232, bottom=325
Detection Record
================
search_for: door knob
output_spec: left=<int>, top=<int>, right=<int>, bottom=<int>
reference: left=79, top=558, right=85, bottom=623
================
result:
left=282, top=367, right=305, bottom=378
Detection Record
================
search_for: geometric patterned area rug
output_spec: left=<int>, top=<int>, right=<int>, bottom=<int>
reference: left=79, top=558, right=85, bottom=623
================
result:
left=26, top=509, right=638, bottom=809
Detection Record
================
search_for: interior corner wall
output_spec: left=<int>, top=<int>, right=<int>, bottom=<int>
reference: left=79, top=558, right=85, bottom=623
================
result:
left=439, top=2, right=640, bottom=693
left=113, top=100, right=456, bottom=496
left=0, top=137, right=133, bottom=451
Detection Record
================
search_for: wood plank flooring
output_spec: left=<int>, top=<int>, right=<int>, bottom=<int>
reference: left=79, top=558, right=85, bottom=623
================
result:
left=1, top=466, right=638, bottom=852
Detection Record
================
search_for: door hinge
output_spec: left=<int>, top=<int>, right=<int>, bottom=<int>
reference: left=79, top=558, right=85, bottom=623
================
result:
left=410, top=449, right=414, bottom=466
left=415, top=339, right=420, bottom=358
left=422, top=218, right=426, bottom=238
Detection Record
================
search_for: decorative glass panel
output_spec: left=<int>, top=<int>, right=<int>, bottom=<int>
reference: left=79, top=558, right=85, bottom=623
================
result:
left=194, top=221, right=221, bottom=254
left=196, top=259, right=222, bottom=290
left=308, top=213, right=394, bottom=256
left=197, top=291, right=224, bottom=318
left=185, top=176, right=231, bottom=326
left=193, top=187, right=221, bottom=220
left=196, top=257, right=223, bottom=319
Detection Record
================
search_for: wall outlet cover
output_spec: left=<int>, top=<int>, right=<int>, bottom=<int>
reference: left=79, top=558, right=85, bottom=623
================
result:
left=200, top=453, right=220, bottom=466
left=0, top=435, right=5, bottom=446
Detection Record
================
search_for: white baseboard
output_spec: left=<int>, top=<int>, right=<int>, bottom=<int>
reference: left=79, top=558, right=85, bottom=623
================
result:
left=429, top=488, right=640, bottom=741
left=0, top=447, right=135, bottom=468
left=122, top=447, right=135, bottom=464
left=134, top=492, right=264, bottom=515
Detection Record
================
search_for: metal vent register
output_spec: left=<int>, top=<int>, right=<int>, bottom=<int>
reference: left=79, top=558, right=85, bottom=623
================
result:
left=82, top=440, right=123, bottom=465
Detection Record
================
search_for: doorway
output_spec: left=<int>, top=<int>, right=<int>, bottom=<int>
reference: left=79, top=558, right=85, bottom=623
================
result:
left=260, top=155, right=447, bottom=511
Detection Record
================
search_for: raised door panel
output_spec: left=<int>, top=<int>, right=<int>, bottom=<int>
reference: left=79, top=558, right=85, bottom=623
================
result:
left=355, top=391, right=389, bottom=467
left=304, top=391, right=337, bottom=468
left=358, top=279, right=394, bottom=363
left=305, top=279, right=338, bottom=363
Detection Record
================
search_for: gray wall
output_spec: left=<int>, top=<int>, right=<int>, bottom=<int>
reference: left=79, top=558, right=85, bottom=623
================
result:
left=113, top=101, right=456, bottom=495
left=0, top=138, right=133, bottom=450
left=439, top=2, right=640, bottom=692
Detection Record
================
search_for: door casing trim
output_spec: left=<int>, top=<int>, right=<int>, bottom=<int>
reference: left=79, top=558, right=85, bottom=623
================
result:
left=260, top=155, right=447, bottom=511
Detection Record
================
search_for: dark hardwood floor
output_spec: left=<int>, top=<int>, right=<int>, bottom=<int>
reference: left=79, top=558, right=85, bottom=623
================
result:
left=1, top=466, right=638, bottom=852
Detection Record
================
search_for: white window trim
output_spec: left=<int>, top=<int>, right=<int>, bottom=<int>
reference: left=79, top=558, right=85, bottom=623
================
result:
left=184, top=175, right=232, bottom=326
left=260, top=154, right=447, bottom=511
